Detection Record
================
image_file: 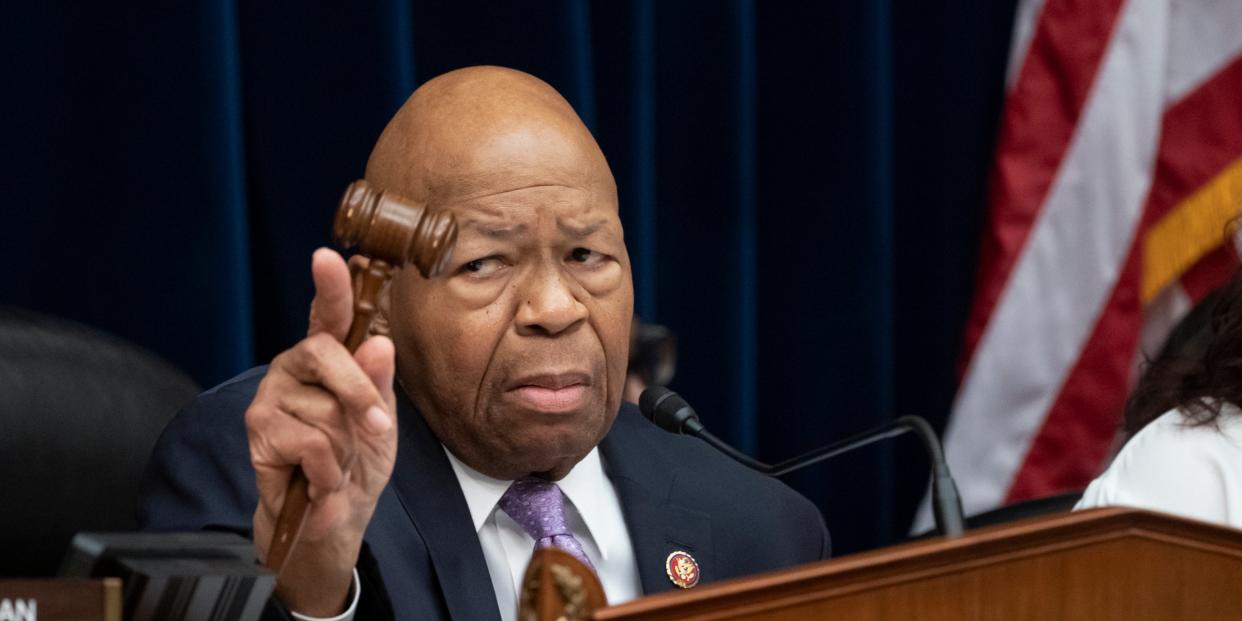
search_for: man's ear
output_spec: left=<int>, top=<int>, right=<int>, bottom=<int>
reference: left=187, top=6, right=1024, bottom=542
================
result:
left=347, top=254, right=392, bottom=338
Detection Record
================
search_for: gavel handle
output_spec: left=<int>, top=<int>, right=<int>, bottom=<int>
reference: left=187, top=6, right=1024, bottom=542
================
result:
left=343, top=258, right=393, bottom=351
left=265, top=258, right=395, bottom=575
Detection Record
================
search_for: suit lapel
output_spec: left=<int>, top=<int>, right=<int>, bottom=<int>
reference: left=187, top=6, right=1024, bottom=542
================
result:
left=390, top=391, right=501, bottom=621
left=601, top=408, right=714, bottom=595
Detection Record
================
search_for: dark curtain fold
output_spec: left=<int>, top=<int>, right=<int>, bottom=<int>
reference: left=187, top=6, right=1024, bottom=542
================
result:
left=755, top=1, right=898, bottom=551
left=1, top=0, right=1015, bottom=554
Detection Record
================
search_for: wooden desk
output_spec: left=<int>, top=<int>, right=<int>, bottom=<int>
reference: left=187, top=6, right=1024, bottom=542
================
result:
left=596, top=508, right=1242, bottom=620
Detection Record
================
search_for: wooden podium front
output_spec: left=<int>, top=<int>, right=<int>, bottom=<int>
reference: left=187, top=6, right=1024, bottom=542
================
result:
left=594, top=508, right=1242, bottom=620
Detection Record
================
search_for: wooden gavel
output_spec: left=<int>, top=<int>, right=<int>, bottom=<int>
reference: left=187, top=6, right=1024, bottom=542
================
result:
left=265, top=180, right=458, bottom=575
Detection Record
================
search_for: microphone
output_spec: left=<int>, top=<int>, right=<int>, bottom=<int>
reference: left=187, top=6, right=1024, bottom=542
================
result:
left=638, top=386, right=965, bottom=538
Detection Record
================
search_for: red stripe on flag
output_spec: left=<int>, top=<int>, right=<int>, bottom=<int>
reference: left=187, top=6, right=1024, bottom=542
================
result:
left=1144, top=55, right=1242, bottom=226
left=959, top=0, right=1127, bottom=379
left=1005, top=54, right=1242, bottom=501
left=1182, top=243, right=1238, bottom=304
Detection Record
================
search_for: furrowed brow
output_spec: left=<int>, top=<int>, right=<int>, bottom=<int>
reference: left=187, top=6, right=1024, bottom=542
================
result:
left=558, top=219, right=606, bottom=239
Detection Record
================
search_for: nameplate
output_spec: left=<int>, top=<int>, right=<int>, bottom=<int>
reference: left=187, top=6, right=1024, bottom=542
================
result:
left=0, top=579, right=120, bottom=621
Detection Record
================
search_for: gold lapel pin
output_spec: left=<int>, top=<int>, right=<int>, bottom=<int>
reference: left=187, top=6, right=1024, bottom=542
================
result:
left=664, top=550, right=700, bottom=589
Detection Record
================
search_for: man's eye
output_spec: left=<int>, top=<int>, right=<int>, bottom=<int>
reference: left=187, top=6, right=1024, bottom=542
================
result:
left=461, top=257, right=505, bottom=277
left=569, top=247, right=604, bottom=265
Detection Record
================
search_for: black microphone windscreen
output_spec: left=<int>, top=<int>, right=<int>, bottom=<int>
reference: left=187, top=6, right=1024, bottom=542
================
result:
left=638, top=386, right=672, bottom=421
left=639, top=386, right=699, bottom=433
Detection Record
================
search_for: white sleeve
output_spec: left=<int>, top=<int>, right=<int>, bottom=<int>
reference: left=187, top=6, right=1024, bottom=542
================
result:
left=1075, top=410, right=1242, bottom=527
left=289, top=568, right=361, bottom=621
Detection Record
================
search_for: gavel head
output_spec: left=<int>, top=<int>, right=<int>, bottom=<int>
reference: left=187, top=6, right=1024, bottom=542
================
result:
left=333, top=180, right=458, bottom=278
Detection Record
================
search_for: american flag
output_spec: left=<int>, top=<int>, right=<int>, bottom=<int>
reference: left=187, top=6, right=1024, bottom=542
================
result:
left=915, top=0, right=1242, bottom=530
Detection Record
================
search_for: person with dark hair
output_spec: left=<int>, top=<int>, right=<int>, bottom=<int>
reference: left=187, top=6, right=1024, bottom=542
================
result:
left=1076, top=270, right=1242, bottom=527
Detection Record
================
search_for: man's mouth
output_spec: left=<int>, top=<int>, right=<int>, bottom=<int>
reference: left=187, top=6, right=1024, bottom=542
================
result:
left=507, top=372, right=591, bottom=412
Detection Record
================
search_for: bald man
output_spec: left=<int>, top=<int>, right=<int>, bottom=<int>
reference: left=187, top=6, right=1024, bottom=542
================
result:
left=140, top=67, right=828, bottom=620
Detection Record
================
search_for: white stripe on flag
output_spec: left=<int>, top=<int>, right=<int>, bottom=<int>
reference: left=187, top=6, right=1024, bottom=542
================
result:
left=1165, top=0, right=1242, bottom=103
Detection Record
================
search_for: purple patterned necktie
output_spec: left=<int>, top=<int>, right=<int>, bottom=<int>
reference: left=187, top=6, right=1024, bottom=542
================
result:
left=499, top=476, right=595, bottom=570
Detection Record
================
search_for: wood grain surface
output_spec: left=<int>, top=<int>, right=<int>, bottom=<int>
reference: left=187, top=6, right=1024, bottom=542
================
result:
left=594, top=508, right=1242, bottom=621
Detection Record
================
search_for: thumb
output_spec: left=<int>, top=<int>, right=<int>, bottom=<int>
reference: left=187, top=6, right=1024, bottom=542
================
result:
left=308, top=248, right=354, bottom=340
left=354, top=335, right=397, bottom=434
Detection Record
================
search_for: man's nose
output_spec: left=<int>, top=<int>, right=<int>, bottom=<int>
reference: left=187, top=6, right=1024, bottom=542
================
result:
left=515, top=266, right=589, bottom=336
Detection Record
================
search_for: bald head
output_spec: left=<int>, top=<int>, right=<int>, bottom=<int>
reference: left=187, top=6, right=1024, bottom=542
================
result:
left=365, top=66, right=615, bottom=209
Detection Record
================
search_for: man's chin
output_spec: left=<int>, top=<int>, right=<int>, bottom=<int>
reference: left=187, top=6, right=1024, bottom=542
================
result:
left=494, top=418, right=607, bottom=473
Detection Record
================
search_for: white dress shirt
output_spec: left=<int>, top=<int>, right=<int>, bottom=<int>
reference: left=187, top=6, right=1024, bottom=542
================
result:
left=1075, top=403, right=1242, bottom=529
left=293, top=445, right=642, bottom=621
left=446, top=446, right=643, bottom=621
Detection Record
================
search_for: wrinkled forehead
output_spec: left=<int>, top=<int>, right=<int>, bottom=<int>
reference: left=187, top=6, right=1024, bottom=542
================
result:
left=446, top=184, right=620, bottom=242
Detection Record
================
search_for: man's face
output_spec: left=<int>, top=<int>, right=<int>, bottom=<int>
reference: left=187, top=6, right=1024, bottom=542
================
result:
left=384, top=127, right=633, bottom=480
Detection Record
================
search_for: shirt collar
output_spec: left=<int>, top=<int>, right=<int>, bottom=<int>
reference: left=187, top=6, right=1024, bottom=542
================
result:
left=554, top=448, right=615, bottom=561
left=443, top=445, right=617, bottom=561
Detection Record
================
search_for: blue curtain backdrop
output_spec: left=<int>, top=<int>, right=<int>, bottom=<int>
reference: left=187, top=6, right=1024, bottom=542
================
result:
left=1, top=1, right=1016, bottom=554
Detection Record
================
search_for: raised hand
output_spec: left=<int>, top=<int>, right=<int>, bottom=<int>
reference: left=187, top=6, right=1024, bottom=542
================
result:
left=245, top=248, right=398, bottom=616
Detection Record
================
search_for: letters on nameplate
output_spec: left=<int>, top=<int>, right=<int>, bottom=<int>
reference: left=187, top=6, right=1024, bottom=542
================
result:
left=0, top=577, right=121, bottom=621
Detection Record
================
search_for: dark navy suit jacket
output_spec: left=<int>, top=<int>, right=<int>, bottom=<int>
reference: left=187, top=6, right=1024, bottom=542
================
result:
left=139, top=367, right=830, bottom=619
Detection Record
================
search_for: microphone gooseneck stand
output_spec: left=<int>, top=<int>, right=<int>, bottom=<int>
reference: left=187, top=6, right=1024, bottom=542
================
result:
left=639, top=386, right=965, bottom=538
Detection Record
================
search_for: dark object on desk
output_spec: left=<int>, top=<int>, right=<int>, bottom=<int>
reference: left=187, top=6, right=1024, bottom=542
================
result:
left=0, top=307, right=200, bottom=577
left=61, top=532, right=257, bottom=577
left=63, top=532, right=272, bottom=621
left=266, top=179, right=458, bottom=575
left=905, top=490, right=1083, bottom=541
left=962, top=490, right=1082, bottom=530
